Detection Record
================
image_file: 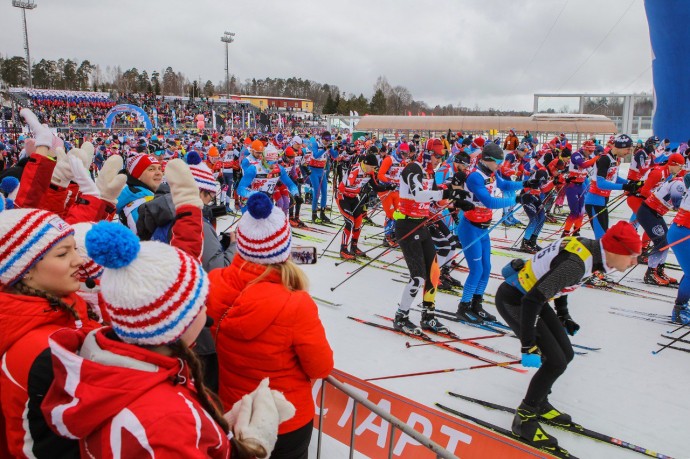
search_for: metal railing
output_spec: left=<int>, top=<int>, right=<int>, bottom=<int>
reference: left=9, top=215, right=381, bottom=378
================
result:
left=315, top=375, right=458, bottom=459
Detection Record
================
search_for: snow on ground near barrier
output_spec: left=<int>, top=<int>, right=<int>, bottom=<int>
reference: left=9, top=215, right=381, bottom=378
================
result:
left=218, top=185, right=687, bottom=459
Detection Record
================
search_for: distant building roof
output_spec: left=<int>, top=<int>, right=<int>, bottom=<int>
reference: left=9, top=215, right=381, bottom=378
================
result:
left=355, top=114, right=617, bottom=134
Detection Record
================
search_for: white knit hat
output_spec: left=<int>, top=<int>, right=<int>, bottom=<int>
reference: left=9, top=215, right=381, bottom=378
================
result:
left=237, top=193, right=292, bottom=265
left=0, top=209, right=74, bottom=287
left=86, top=222, right=208, bottom=346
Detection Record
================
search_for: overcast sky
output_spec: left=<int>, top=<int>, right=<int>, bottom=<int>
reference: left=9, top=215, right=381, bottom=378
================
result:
left=0, top=0, right=652, bottom=110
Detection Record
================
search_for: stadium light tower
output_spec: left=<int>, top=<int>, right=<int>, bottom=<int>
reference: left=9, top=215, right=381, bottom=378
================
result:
left=220, top=31, right=235, bottom=98
left=12, top=0, right=37, bottom=88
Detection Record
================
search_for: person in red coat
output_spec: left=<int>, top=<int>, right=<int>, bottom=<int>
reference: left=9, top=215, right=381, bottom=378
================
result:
left=207, top=192, right=334, bottom=459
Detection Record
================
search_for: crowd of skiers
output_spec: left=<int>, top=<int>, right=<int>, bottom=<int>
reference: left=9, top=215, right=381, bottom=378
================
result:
left=0, top=108, right=334, bottom=459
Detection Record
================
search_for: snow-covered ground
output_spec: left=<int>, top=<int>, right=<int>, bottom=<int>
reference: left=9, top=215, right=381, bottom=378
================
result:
left=219, top=182, right=688, bottom=459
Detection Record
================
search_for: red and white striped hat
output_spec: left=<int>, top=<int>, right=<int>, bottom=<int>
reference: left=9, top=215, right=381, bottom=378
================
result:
left=72, top=222, right=104, bottom=281
left=127, top=154, right=160, bottom=179
left=85, top=222, right=208, bottom=346
left=237, top=193, right=292, bottom=265
left=0, top=209, right=74, bottom=287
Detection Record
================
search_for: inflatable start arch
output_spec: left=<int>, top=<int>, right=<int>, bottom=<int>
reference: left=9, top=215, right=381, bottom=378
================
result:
left=104, top=104, right=153, bottom=130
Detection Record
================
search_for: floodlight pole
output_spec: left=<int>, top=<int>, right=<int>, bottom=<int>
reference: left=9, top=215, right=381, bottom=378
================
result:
left=220, top=32, right=235, bottom=98
left=12, top=0, right=37, bottom=88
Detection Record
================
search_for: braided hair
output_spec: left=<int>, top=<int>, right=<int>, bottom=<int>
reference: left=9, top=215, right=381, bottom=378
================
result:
left=13, top=281, right=82, bottom=323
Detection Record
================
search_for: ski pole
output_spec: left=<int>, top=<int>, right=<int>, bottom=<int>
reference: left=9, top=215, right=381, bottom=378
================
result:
left=652, top=327, right=690, bottom=355
left=364, top=360, right=521, bottom=382
left=404, top=333, right=504, bottom=347
left=330, top=205, right=450, bottom=291
left=541, top=192, right=627, bottom=240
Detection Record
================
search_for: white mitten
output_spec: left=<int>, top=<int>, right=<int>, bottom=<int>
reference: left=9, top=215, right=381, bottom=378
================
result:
left=51, top=148, right=73, bottom=187
left=164, top=158, right=202, bottom=209
left=96, top=156, right=127, bottom=205
left=68, top=155, right=99, bottom=197
left=68, top=147, right=93, bottom=171
left=20, top=108, right=54, bottom=150
left=225, top=379, right=295, bottom=459
left=81, top=141, right=95, bottom=162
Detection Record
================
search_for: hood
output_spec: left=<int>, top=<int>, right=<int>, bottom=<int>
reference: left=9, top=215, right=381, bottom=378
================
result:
left=0, top=291, right=87, bottom=356
left=209, top=256, right=291, bottom=341
left=42, top=327, right=184, bottom=440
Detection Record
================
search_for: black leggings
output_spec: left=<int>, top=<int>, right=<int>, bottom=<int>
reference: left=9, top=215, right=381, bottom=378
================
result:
left=396, top=218, right=439, bottom=310
left=495, top=283, right=574, bottom=407
left=271, top=421, right=313, bottom=459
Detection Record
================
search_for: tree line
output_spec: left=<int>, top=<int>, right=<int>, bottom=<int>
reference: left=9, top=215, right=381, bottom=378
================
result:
left=0, top=55, right=532, bottom=116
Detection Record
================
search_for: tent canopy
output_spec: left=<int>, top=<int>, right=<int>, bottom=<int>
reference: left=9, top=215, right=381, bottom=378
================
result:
left=355, top=114, right=617, bottom=134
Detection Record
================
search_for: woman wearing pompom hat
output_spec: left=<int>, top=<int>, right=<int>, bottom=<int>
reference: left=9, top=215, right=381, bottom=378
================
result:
left=0, top=208, right=103, bottom=458
left=494, top=221, right=641, bottom=453
left=40, top=221, right=294, bottom=458
left=207, top=192, right=333, bottom=459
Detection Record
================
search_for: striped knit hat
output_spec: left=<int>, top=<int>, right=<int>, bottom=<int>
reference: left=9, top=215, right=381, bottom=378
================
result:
left=127, top=154, right=160, bottom=179
left=85, top=221, right=208, bottom=346
left=185, top=151, right=218, bottom=194
left=0, top=209, right=74, bottom=287
left=237, top=193, right=292, bottom=265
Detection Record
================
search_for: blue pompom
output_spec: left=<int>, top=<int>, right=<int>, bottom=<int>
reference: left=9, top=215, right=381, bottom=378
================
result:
left=246, top=193, right=273, bottom=219
left=85, top=222, right=140, bottom=269
left=186, top=151, right=202, bottom=165
left=0, top=177, right=19, bottom=195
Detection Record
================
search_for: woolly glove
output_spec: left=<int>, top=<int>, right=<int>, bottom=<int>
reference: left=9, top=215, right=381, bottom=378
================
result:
left=164, top=159, right=203, bottom=209
left=51, top=148, right=73, bottom=187
left=20, top=108, right=61, bottom=153
left=96, top=156, right=127, bottom=204
left=68, top=155, right=99, bottom=197
left=80, top=141, right=95, bottom=163
left=225, top=378, right=296, bottom=458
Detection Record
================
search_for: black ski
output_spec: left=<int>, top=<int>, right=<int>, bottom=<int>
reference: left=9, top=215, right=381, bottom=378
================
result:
left=446, top=392, right=675, bottom=459
left=656, top=342, right=690, bottom=354
left=434, top=403, right=576, bottom=459
left=661, top=334, right=690, bottom=345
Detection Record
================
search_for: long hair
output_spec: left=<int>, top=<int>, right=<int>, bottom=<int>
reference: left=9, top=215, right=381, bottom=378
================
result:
left=12, top=281, right=83, bottom=322
left=248, top=259, right=309, bottom=292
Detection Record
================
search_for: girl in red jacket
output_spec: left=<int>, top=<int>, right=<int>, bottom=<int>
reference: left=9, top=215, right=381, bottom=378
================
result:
left=41, top=161, right=294, bottom=459
left=0, top=109, right=126, bottom=458
left=208, top=192, right=334, bottom=459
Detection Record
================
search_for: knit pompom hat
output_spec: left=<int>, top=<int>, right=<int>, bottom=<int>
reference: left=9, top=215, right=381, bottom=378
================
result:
left=236, top=193, right=292, bottom=265
left=186, top=151, right=218, bottom=194
left=0, top=209, right=74, bottom=287
left=85, top=222, right=208, bottom=346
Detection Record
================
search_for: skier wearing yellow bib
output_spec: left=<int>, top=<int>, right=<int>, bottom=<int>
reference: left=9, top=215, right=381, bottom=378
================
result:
left=496, top=221, right=641, bottom=452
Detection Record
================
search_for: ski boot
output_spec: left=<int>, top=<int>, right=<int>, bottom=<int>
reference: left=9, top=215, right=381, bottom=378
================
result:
left=512, top=401, right=560, bottom=449
left=319, top=209, right=331, bottom=224
left=545, top=213, right=558, bottom=224
left=295, top=218, right=307, bottom=228
left=587, top=270, right=610, bottom=287
left=657, top=264, right=678, bottom=286
left=672, top=303, right=690, bottom=325
left=339, top=245, right=355, bottom=260
left=420, top=308, right=450, bottom=334
left=456, top=301, right=483, bottom=324
left=289, top=217, right=300, bottom=228
left=351, top=242, right=368, bottom=259
left=560, top=230, right=571, bottom=238
left=382, top=234, right=398, bottom=248
left=528, top=235, right=542, bottom=251
left=393, top=309, right=421, bottom=335
left=539, top=399, right=573, bottom=427
left=520, top=238, right=537, bottom=254
left=471, top=294, right=497, bottom=322
left=312, top=211, right=319, bottom=223
left=440, top=266, right=463, bottom=289
left=644, top=267, right=670, bottom=286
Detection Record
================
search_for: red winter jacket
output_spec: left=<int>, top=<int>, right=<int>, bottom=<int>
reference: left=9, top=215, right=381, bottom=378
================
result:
left=207, top=256, right=333, bottom=434
left=41, top=327, right=230, bottom=459
left=0, top=291, right=100, bottom=458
